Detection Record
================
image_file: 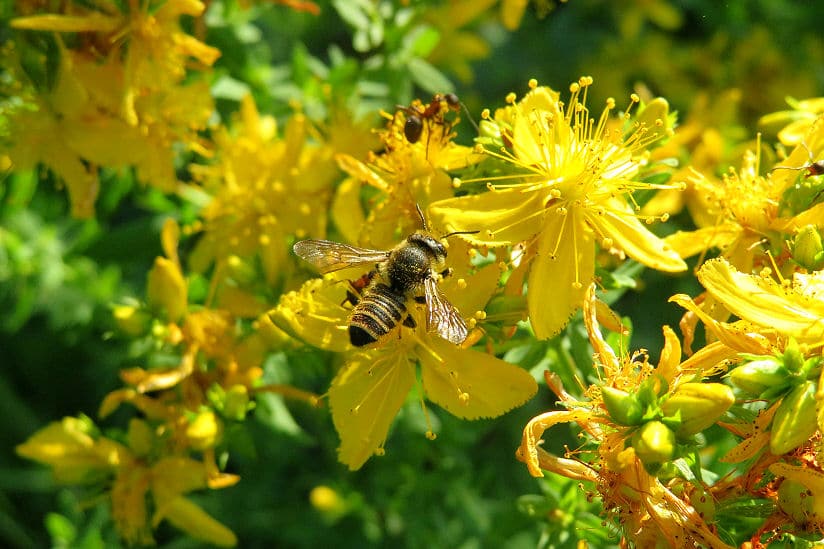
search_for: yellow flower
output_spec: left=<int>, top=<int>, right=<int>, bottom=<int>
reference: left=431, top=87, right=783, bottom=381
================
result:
left=664, top=149, right=786, bottom=268
left=422, top=0, right=494, bottom=82
left=431, top=78, right=685, bottom=339
left=665, top=113, right=824, bottom=271
left=17, top=416, right=238, bottom=546
left=516, top=285, right=733, bottom=548
left=7, top=1, right=218, bottom=215
left=334, top=96, right=483, bottom=249
left=760, top=96, right=824, bottom=146
left=190, top=95, right=337, bottom=288
left=499, top=0, right=565, bottom=31
left=269, top=262, right=537, bottom=470
left=675, top=257, right=824, bottom=347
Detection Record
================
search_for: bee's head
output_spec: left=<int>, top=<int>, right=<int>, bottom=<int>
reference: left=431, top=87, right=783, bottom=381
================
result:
left=408, top=231, right=447, bottom=260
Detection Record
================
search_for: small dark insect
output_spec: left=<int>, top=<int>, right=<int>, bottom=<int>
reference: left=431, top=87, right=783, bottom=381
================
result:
left=770, top=142, right=824, bottom=177
left=293, top=205, right=478, bottom=347
left=396, top=93, right=462, bottom=144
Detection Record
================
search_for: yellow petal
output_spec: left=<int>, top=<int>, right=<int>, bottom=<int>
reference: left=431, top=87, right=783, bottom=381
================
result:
left=16, top=417, right=127, bottom=484
left=11, top=13, right=121, bottom=32
left=582, top=284, right=619, bottom=372
left=150, top=457, right=208, bottom=502
left=430, top=189, right=544, bottom=247
left=771, top=462, right=824, bottom=495
left=511, top=87, right=563, bottom=167
left=664, top=224, right=741, bottom=259
left=697, top=259, right=824, bottom=343
left=336, top=153, right=389, bottom=191
left=331, top=177, right=367, bottom=245
left=267, top=278, right=351, bottom=352
left=439, top=261, right=501, bottom=318
left=500, top=0, right=529, bottom=30
left=419, top=338, right=537, bottom=419
left=431, top=142, right=485, bottom=171
left=111, top=466, right=153, bottom=546
left=679, top=340, right=740, bottom=379
left=778, top=118, right=816, bottom=147
left=656, top=326, right=682, bottom=383
left=588, top=198, right=686, bottom=272
left=44, top=144, right=100, bottom=218
left=669, top=293, right=773, bottom=355
left=99, top=389, right=172, bottom=420
left=517, top=410, right=593, bottom=477
left=329, top=350, right=416, bottom=470
left=787, top=201, right=824, bottom=231
left=528, top=210, right=595, bottom=339
left=153, top=496, right=237, bottom=547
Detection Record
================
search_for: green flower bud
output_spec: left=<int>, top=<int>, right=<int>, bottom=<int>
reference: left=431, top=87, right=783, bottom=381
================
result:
left=224, top=385, right=251, bottom=421
left=226, top=255, right=257, bottom=285
left=601, top=387, right=644, bottom=426
left=690, top=485, right=716, bottom=523
left=791, top=225, right=824, bottom=271
left=729, top=359, right=790, bottom=397
left=661, top=382, right=735, bottom=437
left=112, top=304, right=151, bottom=336
left=783, top=338, right=805, bottom=373
left=777, top=480, right=815, bottom=527
left=186, top=410, right=222, bottom=451
left=632, top=421, right=676, bottom=471
left=770, top=381, right=818, bottom=455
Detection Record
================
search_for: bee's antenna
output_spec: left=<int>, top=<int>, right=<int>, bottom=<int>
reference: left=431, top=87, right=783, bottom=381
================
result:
left=415, top=203, right=429, bottom=231
left=441, top=230, right=480, bottom=239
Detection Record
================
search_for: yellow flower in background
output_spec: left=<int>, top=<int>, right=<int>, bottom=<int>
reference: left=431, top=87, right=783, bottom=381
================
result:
left=675, top=258, right=824, bottom=348
left=499, top=0, right=565, bottom=31
left=17, top=416, right=238, bottom=546
left=7, top=0, right=218, bottom=216
left=641, top=88, right=745, bottom=221
left=760, top=97, right=824, bottom=147
left=270, top=259, right=537, bottom=470
left=431, top=78, right=685, bottom=339
left=112, top=219, right=273, bottom=408
left=664, top=149, right=786, bottom=270
left=190, top=95, right=338, bottom=289
left=516, top=285, right=733, bottom=549
left=333, top=96, right=483, bottom=249
left=423, top=0, right=494, bottom=83
left=665, top=113, right=824, bottom=269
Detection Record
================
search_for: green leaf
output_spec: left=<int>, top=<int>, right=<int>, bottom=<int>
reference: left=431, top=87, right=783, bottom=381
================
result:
left=211, top=75, right=251, bottom=101
left=333, top=0, right=370, bottom=30
left=45, top=513, right=76, bottom=546
left=406, top=57, right=454, bottom=95
left=404, top=25, right=440, bottom=58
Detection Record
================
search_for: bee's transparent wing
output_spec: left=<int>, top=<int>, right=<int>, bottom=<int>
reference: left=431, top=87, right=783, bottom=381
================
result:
left=293, top=239, right=389, bottom=274
left=424, top=276, right=469, bottom=345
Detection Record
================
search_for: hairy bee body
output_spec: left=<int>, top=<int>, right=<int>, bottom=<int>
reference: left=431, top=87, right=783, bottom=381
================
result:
left=293, top=230, right=469, bottom=347
left=348, top=282, right=408, bottom=346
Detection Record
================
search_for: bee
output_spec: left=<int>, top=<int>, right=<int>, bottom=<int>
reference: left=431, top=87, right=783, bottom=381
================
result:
left=293, top=206, right=476, bottom=347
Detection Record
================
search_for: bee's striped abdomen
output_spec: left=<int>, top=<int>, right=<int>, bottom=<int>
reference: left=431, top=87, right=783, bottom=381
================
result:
left=349, top=283, right=407, bottom=346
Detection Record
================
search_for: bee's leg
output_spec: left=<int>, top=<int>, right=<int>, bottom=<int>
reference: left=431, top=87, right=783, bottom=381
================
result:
left=439, top=267, right=453, bottom=279
left=341, top=270, right=377, bottom=307
left=403, top=295, right=425, bottom=328
left=342, top=290, right=359, bottom=307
